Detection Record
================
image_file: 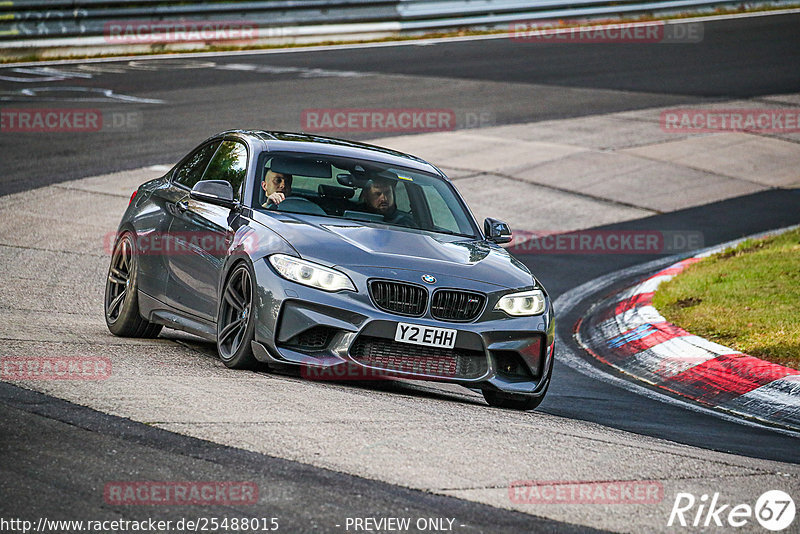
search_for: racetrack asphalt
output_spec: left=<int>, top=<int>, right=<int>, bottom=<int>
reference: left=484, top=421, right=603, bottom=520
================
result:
left=1, top=382, right=594, bottom=534
left=1, top=12, right=799, bottom=533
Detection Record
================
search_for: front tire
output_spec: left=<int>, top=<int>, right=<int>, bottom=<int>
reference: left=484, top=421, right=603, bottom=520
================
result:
left=104, top=231, right=162, bottom=338
left=216, top=262, right=258, bottom=369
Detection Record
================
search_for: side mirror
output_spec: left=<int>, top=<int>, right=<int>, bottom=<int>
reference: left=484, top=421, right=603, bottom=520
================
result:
left=484, top=218, right=512, bottom=244
left=190, top=180, right=237, bottom=209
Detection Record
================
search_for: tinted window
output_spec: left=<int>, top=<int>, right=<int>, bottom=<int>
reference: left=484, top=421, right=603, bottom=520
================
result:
left=203, top=141, right=248, bottom=201
left=394, top=181, right=411, bottom=211
left=420, top=183, right=459, bottom=231
left=173, top=142, right=219, bottom=189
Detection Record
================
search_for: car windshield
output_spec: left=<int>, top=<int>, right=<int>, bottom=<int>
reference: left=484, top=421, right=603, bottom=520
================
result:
left=253, top=151, right=479, bottom=238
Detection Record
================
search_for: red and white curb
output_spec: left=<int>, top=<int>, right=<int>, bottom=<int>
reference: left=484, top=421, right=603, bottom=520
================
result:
left=577, top=246, right=800, bottom=431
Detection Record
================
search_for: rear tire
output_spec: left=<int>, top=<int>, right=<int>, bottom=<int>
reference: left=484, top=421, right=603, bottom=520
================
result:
left=104, top=231, right=163, bottom=338
left=216, top=262, right=258, bottom=369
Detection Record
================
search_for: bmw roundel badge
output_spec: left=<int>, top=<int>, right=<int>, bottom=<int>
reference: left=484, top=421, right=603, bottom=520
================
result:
left=421, top=274, right=436, bottom=284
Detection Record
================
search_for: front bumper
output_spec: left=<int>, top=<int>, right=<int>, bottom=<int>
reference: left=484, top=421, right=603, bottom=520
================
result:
left=250, top=259, right=555, bottom=395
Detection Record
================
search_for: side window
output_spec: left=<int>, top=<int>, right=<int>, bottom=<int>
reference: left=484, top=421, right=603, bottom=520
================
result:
left=202, top=141, right=248, bottom=201
left=420, top=183, right=459, bottom=232
left=173, top=142, right=219, bottom=190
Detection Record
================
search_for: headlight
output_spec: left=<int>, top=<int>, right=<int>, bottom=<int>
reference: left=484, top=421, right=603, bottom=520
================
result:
left=495, top=289, right=546, bottom=316
left=268, top=254, right=355, bottom=292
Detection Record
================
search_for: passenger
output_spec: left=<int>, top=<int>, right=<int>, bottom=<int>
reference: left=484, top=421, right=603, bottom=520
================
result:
left=359, top=176, right=415, bottom=227
left=261, top=168, right=293, bottom=207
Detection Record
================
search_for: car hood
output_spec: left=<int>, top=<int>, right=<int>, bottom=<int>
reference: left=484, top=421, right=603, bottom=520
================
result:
left=251, top=212, right=533, bottom=289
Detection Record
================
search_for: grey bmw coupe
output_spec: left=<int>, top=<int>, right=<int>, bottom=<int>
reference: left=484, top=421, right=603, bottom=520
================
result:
left=105, top=131, right=554, bottom=410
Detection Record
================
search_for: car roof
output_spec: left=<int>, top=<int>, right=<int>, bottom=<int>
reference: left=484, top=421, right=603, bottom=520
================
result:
left=216, top=130, right=445, bottom=178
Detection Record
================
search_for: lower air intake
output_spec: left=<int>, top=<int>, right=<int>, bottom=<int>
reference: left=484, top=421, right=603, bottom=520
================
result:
left=350, top=336, right=487, bottom=379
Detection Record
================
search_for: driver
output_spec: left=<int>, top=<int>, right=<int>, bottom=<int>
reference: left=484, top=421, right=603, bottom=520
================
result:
left=261, top=167, right=293, bottom=207
left=359, top=176, right=415, bottom=227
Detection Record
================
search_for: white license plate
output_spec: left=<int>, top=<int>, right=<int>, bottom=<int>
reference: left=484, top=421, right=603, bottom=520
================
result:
left=394, top=322, right=457, bottom=349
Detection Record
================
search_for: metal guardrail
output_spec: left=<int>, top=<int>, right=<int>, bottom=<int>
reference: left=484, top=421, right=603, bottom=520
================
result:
left=0, top=0, right=780, bottom=44
left=0, top=1, right=399, bottom=40
left=396, top=0, right=754, bottom=30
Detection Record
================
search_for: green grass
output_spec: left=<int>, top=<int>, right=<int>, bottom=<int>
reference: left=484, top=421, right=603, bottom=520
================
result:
left=652, top=227, right=800, bottom=370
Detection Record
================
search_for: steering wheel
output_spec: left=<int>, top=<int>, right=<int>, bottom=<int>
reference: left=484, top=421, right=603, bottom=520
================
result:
left=265, top=197, right=327, bottom=216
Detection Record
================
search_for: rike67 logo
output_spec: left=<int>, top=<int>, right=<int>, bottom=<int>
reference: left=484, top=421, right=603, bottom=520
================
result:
left=668, top=490, right=795, bottom=531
